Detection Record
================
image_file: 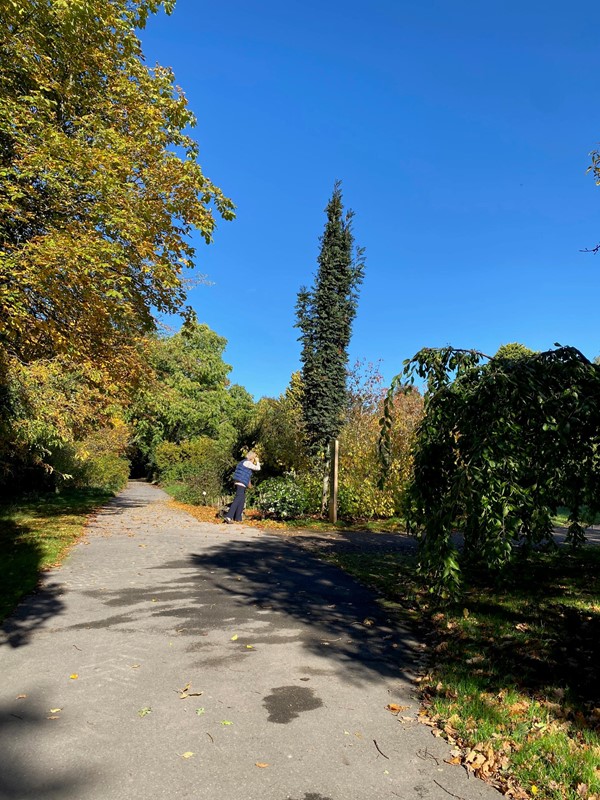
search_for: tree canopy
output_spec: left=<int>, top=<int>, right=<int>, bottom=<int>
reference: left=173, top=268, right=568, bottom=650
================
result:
left=0, top=0, right=234, bottom=372
left=128, top=318, right=254, bottom=463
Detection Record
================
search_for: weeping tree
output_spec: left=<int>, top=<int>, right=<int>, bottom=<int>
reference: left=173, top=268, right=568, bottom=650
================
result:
left=295, top=182, right=364, bottom=511
left=380, top=345, right=600, bottom=597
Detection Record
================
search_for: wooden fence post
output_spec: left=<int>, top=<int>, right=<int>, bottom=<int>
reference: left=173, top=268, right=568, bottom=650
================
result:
left=329, top=438, right=339, bottom=524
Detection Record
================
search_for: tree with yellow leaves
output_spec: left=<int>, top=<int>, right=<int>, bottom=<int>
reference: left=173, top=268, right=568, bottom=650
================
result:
left=0, top=0, right=234, bottom=369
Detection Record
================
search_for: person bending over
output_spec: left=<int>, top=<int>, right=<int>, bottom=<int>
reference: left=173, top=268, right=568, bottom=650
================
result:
left=224, top=451, right=261, bottom=524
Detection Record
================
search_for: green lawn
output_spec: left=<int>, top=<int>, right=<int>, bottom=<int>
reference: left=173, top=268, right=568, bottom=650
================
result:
left=323, top=547, right=600, bottom=800
left=0, top=489, right=111, bottom=620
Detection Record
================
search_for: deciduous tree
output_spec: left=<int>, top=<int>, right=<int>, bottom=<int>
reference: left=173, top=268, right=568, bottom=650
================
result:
left=0, top=0, right=234, bottom=372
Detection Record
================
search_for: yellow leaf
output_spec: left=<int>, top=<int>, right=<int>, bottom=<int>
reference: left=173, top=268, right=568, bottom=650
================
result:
left=69, top=674, right=78, bottom=680
left=231, top=634, right=238, bottom=641
left=255, top=762, right=269, bottom=768
left=531, top=787, right=538, bottom=796
left=181, top=752, right=194, bottom=759
left=246, top=645, right=254, bottom=649
left=49, top=708, right=62, bottom=713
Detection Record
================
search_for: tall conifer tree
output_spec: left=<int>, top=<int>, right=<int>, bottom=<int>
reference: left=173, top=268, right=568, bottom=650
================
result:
left=295, top=182, right=365, bottom=453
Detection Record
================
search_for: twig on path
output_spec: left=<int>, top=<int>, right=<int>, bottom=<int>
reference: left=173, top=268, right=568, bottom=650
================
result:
left=73, top=644, right=82, bottom=651
left=373, top=739, right=390, bottom=759
left=206, top=732, right=214, bottom=743
left=416, top=747, right=440, bottom=764
left=433, top=779, right=467, bottom=800
left=10, top=714, right=24, bottom=720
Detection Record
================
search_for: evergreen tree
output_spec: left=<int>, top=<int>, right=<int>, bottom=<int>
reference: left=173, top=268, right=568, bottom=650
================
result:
left=295, top=182, right=365, bottom=453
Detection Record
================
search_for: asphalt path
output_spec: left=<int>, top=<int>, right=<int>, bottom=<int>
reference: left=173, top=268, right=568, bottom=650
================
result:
left=0, top=481, right=502, bottom=800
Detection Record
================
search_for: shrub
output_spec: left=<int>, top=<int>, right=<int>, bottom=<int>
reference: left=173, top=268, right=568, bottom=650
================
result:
left=252, top=476, right=310, bottom=519
left=338, top=372, right=423, bottom=519
left=154, top=436, right=234, bottom=504
left=51, top=421, right=131, bottom=493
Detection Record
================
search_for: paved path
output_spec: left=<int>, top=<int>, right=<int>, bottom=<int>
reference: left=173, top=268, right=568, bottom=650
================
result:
left=0, top=482, right=501, bottom=800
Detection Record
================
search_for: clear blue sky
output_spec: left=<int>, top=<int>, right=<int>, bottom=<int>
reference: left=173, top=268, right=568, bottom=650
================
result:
left=140, top=0, right=600, bottom=399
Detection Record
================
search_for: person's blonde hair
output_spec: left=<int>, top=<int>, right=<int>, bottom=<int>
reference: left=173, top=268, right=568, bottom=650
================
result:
left=246, top=450, right=257, bottom=461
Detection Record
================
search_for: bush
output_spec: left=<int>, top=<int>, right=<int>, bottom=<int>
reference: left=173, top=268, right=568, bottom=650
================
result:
left=337, top=479, right=396, bottom=520
left=154, top=436, right=234, bottom=504
left=51, top=421, right=131, bottom=493
left=252, top=476, right=310, bottom=519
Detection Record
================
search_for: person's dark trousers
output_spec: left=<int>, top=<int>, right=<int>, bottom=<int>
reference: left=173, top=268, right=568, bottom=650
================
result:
left=227, top=485, right=246, bottom=521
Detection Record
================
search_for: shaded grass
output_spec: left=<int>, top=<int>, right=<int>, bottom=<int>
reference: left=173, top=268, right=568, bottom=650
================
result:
left=552, top=506, right=600, bottom=528
left=323, top=547, right=600, bottom=800
left=0, top=489, right=111, bottom=621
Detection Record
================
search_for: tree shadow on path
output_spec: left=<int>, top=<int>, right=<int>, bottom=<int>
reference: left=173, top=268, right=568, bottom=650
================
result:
left=0, top=699, right=98, bottom=799
left=184, top=534, right=423, bottom=687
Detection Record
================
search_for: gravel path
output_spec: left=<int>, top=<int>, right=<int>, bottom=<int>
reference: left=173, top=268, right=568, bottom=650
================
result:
left=0, top=481, right=502, bottom=800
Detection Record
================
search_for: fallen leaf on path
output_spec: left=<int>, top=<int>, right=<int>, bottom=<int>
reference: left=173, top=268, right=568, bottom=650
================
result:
left=255, top=763, right=269, bottom=768
left=138, top=707, right=152, bottom=717
left=69, top=674, right=78, bottom=680
left=181, top=752, right=194, bottom=759
left=47, top=715, right=60, bottom=720
left=16, top=694, right=27, bottom=700
left=386, top=703, right=409, bottom=714
left=231, top=634, right=238, bottom=641
left=221, top=720, right=233, bottom=726
left=363, top=618, right=374, bottom=626
left=49, top=708, right=62, bottom=713
left=246, top=645, right=254, bottom=649
left=195, top=708, right=205, bottom=715
left=129, top=664, right=141, bottom=669
left=177, top=682, right=203, bottom=699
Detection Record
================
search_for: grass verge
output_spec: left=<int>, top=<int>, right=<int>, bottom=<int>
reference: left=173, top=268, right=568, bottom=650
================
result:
left=0, top=489, right=111, bottom=620
left=323, top=548, right=600, bottom=800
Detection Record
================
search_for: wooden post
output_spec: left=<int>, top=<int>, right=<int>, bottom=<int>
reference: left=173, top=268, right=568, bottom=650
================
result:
left=328, top=438, right=339, bottom=524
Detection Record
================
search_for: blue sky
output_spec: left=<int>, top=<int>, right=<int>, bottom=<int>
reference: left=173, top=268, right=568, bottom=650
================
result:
left=140, top=0, right=600, bottom=399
